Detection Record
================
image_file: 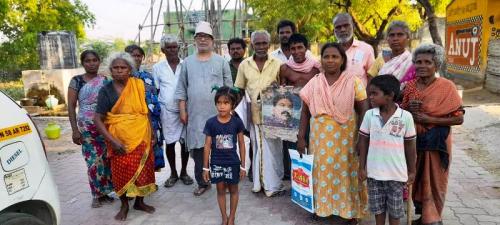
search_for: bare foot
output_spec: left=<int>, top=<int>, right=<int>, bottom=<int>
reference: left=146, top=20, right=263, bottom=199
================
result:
left=114, top=206, right=129, bottom=221
left=228, top=216, right=235, bottom=225
left=221, top=216, right=228, bottom=225
left=133, top=202, right=155, bottom=213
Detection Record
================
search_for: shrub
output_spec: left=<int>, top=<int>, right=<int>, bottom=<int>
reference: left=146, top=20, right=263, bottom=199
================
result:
left=0, top=80, right=24, bottom=100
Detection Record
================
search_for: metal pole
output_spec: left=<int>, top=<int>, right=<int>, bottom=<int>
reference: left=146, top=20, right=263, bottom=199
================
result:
left=238, top=0, right=246, bottom=38
left=138, top=25, right=142, bottom=45
left=149, top=0, right=154, bottom=61
left=167, top=0, right=171, bottom=33
left=217, top=0, right=222, bottom=54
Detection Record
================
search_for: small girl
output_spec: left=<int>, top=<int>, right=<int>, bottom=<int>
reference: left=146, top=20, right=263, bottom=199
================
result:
left=203, top=86, right=246, bottom=225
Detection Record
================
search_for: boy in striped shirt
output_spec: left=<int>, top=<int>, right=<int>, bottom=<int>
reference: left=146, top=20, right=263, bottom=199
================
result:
left=358, top=75, right=417, bottom=225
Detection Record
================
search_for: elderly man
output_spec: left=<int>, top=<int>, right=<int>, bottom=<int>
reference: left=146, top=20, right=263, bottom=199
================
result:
left=333, top=13, right=375, bottom=86
left=153, top=34, right=194, bottom=188
left=234, top=30, right=284, bottom=197
left=175, top=21, right=232, bottom=196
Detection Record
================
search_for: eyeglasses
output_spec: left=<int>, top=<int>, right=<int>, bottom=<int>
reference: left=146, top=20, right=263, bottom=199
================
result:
left=195, top=34, right=212, bottom=40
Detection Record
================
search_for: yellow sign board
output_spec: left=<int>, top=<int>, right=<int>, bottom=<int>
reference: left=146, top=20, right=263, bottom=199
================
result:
left=0, top=123, right=32, bottom=142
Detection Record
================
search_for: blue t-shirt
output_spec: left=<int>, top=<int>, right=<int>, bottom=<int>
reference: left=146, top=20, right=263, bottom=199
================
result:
left=203, top=115, right=245, bottom=165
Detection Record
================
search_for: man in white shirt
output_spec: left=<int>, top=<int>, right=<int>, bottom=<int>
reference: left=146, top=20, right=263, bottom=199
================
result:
left=270, top=20, right=295, bottom=63
left=153, top=34, right=194, bottom=188
left=271, top=20, right=314, bottom=65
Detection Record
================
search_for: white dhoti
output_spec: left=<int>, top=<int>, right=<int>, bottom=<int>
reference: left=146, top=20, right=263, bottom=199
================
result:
left=160, top=105, right=184, bottom=145
left=250, top=124, right=284, bottom=196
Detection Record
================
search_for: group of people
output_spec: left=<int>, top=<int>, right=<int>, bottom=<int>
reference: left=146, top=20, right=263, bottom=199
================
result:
left=67, top=12, right=464, bottom=225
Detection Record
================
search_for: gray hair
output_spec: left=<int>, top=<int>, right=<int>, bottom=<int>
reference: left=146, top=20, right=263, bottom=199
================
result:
left=333, top=13, right=353, bottom=26
left=412, top=43, right=445, bottom=68
left=250, top=30, right=271, bottom=44
left=106, top=52, right=137, bottom=73
left=160, top=34, right=180, bottom=49
left=386, top=20, right=411, bottom=38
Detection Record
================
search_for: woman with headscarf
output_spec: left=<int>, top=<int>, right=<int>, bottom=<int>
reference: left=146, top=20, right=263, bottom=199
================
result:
left=401, top=43, right=464, bottom=225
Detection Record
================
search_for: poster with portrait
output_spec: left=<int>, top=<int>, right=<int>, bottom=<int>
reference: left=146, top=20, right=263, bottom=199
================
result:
left=261, top=85, right=302, bottom=141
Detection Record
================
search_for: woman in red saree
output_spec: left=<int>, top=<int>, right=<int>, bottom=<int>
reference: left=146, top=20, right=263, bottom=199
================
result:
left=401, top=44, right=464, bottom=225
left=94, top=52, right=157, bottom=221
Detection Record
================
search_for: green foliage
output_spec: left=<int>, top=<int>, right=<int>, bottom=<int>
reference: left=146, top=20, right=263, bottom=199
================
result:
left=0, top=0, right=95, bottom=73
left=427, top=0, right=451, bottom=16
left=246, top=0, right=449, bottom=47
left=0, top=80, right=24, bottom=100
left=80, top=39, right=113, bottom=61
left=79, top=38, right=135, bottom=61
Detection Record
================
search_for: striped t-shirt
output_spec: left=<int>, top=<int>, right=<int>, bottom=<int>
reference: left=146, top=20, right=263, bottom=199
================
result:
left=359, top=106, right=416, bottom=182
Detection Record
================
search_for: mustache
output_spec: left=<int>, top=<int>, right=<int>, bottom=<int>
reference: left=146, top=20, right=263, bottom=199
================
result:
left=281, top=111, right=291, bottom=118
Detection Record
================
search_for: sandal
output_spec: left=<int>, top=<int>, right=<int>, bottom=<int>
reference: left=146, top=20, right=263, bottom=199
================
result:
left=163, top=176, right=179, bottom=188
left=179, top=174, right=194, bottom=185
left=193, top=185, right=211, bottom=196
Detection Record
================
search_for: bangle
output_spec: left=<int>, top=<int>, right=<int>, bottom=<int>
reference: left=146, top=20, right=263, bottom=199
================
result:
left=240, top=166, right=246, bottom=171
left=202, top=167, right=210, bottom=172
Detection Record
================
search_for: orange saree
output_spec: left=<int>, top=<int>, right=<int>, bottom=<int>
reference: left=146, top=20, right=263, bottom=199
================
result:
left=105, top=77, right=157, bottom=197
left=401, top=77, right=463, bottom=225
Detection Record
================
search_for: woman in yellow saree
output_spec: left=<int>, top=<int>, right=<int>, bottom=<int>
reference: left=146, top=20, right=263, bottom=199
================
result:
left=94, top=52, right=157, bottom=221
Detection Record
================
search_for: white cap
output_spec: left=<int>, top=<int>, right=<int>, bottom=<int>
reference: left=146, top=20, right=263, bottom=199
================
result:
left=194, top=21, right=213, bottom=37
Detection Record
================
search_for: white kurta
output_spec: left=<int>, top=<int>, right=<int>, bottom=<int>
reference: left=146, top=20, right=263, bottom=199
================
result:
left=152, top=58, right=185, bottom=144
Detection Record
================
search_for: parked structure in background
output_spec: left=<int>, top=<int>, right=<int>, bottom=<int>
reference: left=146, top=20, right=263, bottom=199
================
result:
left=445, top=0, right=500, bottom=90
left=135, top=0, right=251, bottom=60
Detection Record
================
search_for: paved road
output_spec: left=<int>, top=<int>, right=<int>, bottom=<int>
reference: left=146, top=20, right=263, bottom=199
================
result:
left=42, top=119, right=500, bottom=225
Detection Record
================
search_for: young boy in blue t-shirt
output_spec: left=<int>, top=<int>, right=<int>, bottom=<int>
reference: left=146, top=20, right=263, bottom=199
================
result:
left=358, top=75, right=417, bottom=225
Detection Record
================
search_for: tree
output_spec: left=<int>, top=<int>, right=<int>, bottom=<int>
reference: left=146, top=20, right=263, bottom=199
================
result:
left=415, top=0, right=451, bottom=46
left=246, top=0, right=446, bottom=52
left=79, top=38, right=135, bottom=61
left=0, top=0, right=95, bottom=75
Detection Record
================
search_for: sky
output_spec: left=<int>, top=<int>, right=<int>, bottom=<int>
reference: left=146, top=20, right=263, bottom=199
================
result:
left=82, top=0, right=236, bottom=41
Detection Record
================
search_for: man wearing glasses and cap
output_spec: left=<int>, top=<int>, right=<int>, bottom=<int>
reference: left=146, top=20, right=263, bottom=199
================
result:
left=175, top=21, right=233, bottom=196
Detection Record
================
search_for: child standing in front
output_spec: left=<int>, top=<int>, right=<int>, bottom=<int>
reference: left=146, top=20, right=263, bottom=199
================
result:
left=203, top=86, right=246, bottom=225
left=358, top=75, right=417, bottom=225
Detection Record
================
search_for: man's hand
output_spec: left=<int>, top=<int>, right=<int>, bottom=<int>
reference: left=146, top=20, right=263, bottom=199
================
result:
left=180, top=110, right=188, bottom=125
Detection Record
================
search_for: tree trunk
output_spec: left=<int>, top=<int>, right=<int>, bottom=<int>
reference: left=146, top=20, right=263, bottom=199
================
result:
left=417, top=0, right=443, bottom=46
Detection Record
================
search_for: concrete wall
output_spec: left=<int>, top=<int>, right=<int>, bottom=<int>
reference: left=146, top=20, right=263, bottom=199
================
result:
left=21, top=68, right=85, bottom=104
